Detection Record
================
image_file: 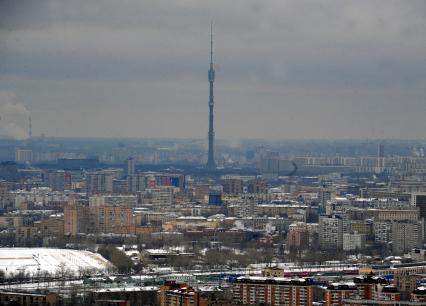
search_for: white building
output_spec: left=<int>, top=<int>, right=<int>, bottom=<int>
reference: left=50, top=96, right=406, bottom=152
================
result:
left=343, top=233, right=366, bottom=251
left=149, top=187, right=174, bottom=207
left=15, top=149, right=33, bottom=163
left=89, top=195, right=137, bottom=207
left=319, top=215, right=343, bottom=250
left=11, top=187, right=70, bottom=209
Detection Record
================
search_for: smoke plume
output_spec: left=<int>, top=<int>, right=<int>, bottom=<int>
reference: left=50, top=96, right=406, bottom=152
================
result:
left=0, top=91, right=31, bottom=140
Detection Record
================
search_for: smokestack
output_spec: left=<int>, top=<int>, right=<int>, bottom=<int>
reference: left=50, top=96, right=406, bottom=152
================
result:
left=28, top=115, right=32, bottom=139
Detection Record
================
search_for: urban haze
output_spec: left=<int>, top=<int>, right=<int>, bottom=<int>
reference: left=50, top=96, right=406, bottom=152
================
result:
left=2, top=1, right=426, bottom=306
left=1, top=1, right=426, bottom=139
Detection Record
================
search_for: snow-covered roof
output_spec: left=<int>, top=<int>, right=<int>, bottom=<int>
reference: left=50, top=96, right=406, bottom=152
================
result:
left=0, top=248, right=113, bottom=277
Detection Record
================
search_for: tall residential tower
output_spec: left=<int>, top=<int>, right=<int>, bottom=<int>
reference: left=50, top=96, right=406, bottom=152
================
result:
left=206, top=24, right=216, bottom=170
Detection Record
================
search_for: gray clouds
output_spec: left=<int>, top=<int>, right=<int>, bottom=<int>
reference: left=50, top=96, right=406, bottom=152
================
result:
left=0, top=0, right=426, bottom=139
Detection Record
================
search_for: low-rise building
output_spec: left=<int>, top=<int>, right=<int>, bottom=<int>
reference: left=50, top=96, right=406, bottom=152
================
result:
left=160, top=282, right=208, bottom=306
left=0, top=290, right=59, bottom=306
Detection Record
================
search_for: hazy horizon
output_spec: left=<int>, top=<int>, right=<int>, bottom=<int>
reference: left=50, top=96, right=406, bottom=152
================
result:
left=1, top=1, right=426, bottom=140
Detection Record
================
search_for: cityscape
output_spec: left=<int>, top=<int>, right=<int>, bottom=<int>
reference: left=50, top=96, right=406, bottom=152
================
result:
left=1, top=1, right=426, bottom=306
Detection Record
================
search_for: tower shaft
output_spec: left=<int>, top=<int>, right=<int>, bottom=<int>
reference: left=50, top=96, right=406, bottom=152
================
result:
left=206, top=24, right=216, bottom=170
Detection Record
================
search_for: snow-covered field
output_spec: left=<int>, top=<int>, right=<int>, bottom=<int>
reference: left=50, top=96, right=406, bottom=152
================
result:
left=0, top=248, right=113, bottom=276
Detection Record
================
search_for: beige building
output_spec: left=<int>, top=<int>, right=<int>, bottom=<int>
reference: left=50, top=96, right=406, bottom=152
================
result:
left=349, top=221, right=374, bottom=239
left=65, top=201, right=135, bottom=235
left=64, top=203, right=91, bottom=235
left=374, top=208, right=419, bottom=222
left=287, top=222, right=310, bottom=249
left=193, top=184, right=210, bottom=202
left=247, top=178, right=267, bottom=194
left=0, top=215, right=23, bottom=229
left=93, top=206, right=135, bottom=234
left=221, top=178, right=243, bottom=195
left=263, top=266, right=285, bottom=277
left=35, top=215, right=64, bottom=238
left=257, top=204, right=308, bottom=221
left=16, top=226, right=39, bottom=245
left=394, top=272, right=426, bottom=300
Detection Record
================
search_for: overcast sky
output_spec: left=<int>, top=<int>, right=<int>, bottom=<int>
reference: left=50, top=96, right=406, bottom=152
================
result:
left=0, top=0, right=425, bottom=139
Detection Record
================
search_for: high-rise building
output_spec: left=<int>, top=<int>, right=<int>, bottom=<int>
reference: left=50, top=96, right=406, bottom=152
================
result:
left=92, top=205, right=134, bottom=234
left=319, top=186, right=332, bottom=212
left=411, top=193, right=426, bottom=219
left=391, top=221, right=422, bottom=254
left=43, top=170, right=72, bottom=191
left=376, top=143, right=385, bottom=170
left=64, top=202, right=90, bottom=235
left=15, top=148, right=33, bottom=163
left=127, top=174, right=147, bottom=193
left=411, top=192, right=426, bottom=241
left=374, top=222, right=392, bottom=244
left=86, top=172, right=113, bottom=194
left=222, top=178, right=243, bottom=195
left=206, top=24, right=216, bottom=170
left=319, top=214, right=343, bottom=250
left=287, top=222, right=310, bottom=250
left=126, top=157, right=135, bottom=176
left=247, top=178, right=267, bottom=194
left=378, top=143, right=384, bottom=158
left=259, top=151, right=280, bottom=175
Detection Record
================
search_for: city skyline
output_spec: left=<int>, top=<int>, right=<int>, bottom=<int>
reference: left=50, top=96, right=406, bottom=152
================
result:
left=2, top=2, right=426, bottom=305
left=1, top=1, right=426, bottom=140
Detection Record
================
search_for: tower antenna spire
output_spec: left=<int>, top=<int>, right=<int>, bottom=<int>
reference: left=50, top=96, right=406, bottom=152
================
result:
left=206, top=22, right=216, bottom=170
left=210, top=21, right=213, bottom=64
